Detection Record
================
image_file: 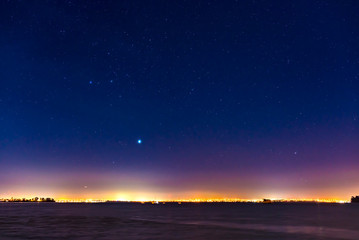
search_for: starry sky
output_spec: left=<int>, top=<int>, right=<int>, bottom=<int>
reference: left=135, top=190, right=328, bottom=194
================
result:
left=1, top=0, right=359, bottom=201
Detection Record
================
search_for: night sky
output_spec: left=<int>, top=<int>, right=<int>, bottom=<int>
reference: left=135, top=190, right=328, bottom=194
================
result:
left=1, top=1, right=359, bottom=201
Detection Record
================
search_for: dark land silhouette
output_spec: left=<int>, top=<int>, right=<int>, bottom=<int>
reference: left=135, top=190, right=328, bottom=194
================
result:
left=0, top=197, right=55, bottom=202
left=351, top=196, right=359, bottom=203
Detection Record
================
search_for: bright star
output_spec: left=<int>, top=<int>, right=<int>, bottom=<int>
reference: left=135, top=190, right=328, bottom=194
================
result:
left=137, top=139, right=142, bottom=144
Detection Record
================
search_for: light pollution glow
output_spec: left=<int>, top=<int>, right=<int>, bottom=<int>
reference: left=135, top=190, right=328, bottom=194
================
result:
left=1, top=165, right=359, bottom=202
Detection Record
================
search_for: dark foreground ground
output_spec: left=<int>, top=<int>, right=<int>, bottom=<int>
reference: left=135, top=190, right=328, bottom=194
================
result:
left=1, top=202, right=359, bottom=240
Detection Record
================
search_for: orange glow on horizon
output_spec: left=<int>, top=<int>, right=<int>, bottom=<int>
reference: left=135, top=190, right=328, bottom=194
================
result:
left=53, top=197, right=349, bottom=204
left=2, top=168, right=358, bottom=204
left=1, top=190, right=353, bottom=204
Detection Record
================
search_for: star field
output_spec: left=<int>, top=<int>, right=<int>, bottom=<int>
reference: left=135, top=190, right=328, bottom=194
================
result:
left=0, top=0, right=359, bottom=200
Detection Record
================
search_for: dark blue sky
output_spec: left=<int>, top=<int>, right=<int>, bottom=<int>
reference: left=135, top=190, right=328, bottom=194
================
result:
left=1, top=1, right=359, bottom=200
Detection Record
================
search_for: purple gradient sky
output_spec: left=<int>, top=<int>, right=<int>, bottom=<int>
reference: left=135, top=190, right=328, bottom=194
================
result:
left=1, top=1, right=359, bottom=200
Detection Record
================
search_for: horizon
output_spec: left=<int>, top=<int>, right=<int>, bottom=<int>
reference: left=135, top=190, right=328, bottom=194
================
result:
left=0, top=196, right=355, bottom=204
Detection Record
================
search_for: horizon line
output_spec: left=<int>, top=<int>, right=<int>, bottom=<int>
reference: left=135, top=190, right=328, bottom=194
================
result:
left=1, top=197, right=351, bottom=204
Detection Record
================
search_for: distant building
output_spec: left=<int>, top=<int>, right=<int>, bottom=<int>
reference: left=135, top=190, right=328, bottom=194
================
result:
left=262, top=199, right=272, bottom=204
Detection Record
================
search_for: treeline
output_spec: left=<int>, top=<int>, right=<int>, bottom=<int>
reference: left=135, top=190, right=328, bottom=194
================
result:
left=351, top=196, right=359, bottom=203
left=0, top=197, right=55, bottom=202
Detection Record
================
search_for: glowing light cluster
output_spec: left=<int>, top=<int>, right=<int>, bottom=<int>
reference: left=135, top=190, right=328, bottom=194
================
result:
left=50, top=198, right=349, bottom=204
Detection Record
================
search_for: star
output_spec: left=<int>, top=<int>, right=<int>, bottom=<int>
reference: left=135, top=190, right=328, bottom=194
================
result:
left=137, top=139, right=142, bottom=144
